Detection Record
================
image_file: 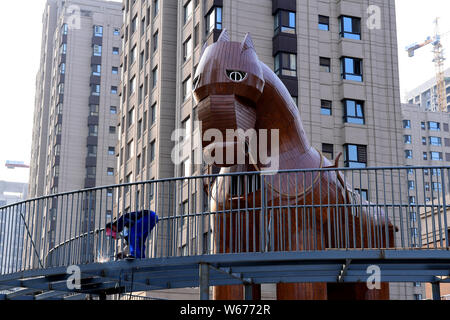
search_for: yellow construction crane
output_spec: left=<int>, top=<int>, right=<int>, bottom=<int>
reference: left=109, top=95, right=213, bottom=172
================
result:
left=406, top=18, right=448, bottom=112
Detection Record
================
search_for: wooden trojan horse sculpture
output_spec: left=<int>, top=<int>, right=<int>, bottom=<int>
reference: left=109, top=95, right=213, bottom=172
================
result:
left=192, top=29, right=396, bottom=300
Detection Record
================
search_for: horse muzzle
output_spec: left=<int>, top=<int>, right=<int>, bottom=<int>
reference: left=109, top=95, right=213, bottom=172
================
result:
left=198, top=94, right=257, bottom=167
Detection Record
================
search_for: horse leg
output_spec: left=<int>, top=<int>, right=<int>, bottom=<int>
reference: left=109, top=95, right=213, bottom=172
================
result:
left=327, top=213, right=393, bottom=300
left=275, top=207, right=328, bottom=300
left=212, top=209, right=261, bottom=300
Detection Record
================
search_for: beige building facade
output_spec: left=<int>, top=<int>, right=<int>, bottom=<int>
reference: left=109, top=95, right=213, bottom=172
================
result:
left=116, top=0, right=418, bottom=300
left=28, top=0, right=123, bottom=249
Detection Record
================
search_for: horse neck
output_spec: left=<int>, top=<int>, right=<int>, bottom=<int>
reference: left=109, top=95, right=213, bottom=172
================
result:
left=256, top=62, right=311, bottom=157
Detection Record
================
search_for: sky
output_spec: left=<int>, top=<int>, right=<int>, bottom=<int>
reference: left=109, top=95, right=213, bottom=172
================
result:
left=0, top=0, right=449, bottom=184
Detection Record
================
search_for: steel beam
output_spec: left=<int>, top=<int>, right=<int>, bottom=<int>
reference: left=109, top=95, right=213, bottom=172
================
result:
left=199, top=263, right=210, bottom=300
left=432, top=282, right=441, bottom=300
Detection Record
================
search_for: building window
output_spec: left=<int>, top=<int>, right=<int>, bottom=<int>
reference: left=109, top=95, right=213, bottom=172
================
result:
left=344, top=144, right=367, bottom=168
left=112, top=66, right=119, bottom=75
left=206, top=7, right=222, bottom=34
left=429, top=136, right=442, bottom=146
left=92, top=64, right=101, bottom=76
left=153, top=0, right=159, bottom=17
left=108, top=147, right=115, bottom=155
left=58, top=83, right=65, bottom=94
left=430, top=151, right=443, bottom=161
left=130, top=45, right=137, bottom=65
left=428, top=121, right=440, bottom=131
left=131, top=14, right=138, bottom=34
left=403, top=120, right=411, bottom=129
left=408, top=180, right=415, bottom=190
left=182, top=116, right=191, bottom=140
left=274, top=52, right=297, bottom=77
left=128, top=107, right=135, bottom=127
left=60, top=43, right=67, bottom=55
left=423, top=152, right=428, bottom=160
left=422, top=137, right=427, bottom=145
left=320, top=57, right=331, bottom=72
left=129, top=76, right=136, bottom=95
left=109, top=126, right=116, bottom=134
left=59, top=63, right=66, bottom=74
left=355, top=188, right=368, bottom=201
left=86, top=166, right=96, bottom=179
left=414, top=294, right=422, bottom=301
left=89, top=104, right=99, bottom=116
left=110, top=106, right=117, bottom=114
left=343, top=99, right=364, bottom=124
left=88, top=125, right=98, bottom=137
left=153, top=30, right=159, bottom=52
left=107, top=168, right=114, bottom=176
left=184, top=0, right=193, bottom=24
left=322, top=144, right=334, bottom=160
left=152, top=66, right=158, bottom=88
left=341, top=57, right=363, bottom=82
left=93, top=44, right=102, bottom=56
left=405, top=150, right=412, bottom=159
left=126, top=140, right=134, bottom=160
left=432, top=182, right=442, bottom=191
left=444, top=123, right=449, bottom=132
left=150, top=140, right=156, bottom=162
left=94, top=25, right=103, bottom=37
left=112, top=47, right=120, bottom=55
left=321, top=100, right=332, bottom=115
left=87, top=145, right=97, bottom=157
left=183, top=36, right=193, bottom=61
left=339, top=16, right=361, bottom=40
left=113, top=28, right=120, bottom=36
left=318, top=15, right=329, bottom=31
left=141, top=17, right=146, bottom=36
left=62, top=23, right=68, bottom=35
left=137, top=119, right=142, bottom=139
left=151, top=103, right=156, bottom=125
left=194, top=24, right=200, bottom=47
left=409, top=196, right=416, bottom=205
left=274, top=11, right=296, bottom=34
left=183, top=76, right=192, bottom=101
left=139, top=85, right=144, bottom=105
left=91, top=84, right=100, bottom=96
left=421, top=122, right=426, bottom=130
left=404, top=135, right=412, bottom=144
left=111, top=86, right=118, bottom=94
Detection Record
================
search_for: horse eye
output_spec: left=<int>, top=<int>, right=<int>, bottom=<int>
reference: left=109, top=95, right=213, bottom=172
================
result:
left=226, top=70, right=247, bottom=82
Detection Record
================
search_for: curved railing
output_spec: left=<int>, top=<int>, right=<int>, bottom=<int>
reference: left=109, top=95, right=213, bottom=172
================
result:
left=1, top=166, right=449, bottom=276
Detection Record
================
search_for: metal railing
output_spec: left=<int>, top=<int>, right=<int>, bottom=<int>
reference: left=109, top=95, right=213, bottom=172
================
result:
left=1, top=166, right=449, bottom=276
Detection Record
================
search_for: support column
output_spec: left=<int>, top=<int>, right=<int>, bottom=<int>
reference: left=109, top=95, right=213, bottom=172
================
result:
left=432, top=282, right=441, bottom=300
left=199, top=263, right=210, bottom=300
left=244, top=283, right=253, bottom=300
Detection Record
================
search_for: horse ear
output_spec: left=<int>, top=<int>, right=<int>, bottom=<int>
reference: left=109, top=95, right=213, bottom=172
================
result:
left=217, top=28, right=230, bottom=42
left=241, top=33, right=255, bottom=52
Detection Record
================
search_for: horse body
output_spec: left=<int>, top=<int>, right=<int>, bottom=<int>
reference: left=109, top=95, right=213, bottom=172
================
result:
left=193, top=30, right=394, bottom=300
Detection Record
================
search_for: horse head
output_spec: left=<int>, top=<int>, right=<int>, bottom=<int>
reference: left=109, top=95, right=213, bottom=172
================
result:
left=193, top=29, right=266, bottom=168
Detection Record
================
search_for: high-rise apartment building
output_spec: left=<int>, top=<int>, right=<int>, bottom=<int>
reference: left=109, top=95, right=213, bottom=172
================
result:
left=405, top=68, right=450, bottom=112
left=28, top=0, right=122, bottom=249
left=0, top=181, right=28, bottom=274
left=118, top=0, right=413, bottom=299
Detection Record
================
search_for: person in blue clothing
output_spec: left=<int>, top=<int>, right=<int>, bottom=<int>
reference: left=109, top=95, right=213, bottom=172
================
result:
left=106, top=210, right=159, bottom=259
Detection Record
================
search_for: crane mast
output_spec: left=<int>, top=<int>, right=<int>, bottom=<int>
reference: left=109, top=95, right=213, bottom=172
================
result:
left=406, top=18, right=447, bottom=112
